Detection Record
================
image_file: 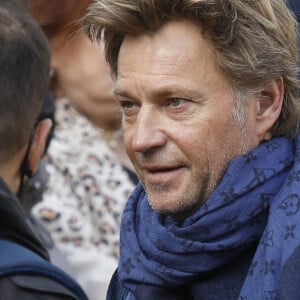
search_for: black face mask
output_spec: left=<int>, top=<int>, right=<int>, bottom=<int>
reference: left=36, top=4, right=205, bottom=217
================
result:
left=16, top=93, right=55, bottom=198
left=17, top=137, right=33, bottom=198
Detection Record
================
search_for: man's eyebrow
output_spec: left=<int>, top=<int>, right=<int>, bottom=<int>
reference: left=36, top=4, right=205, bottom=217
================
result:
left=154, top=85, right=206, bottom=100
left=113, top=88, right=130, bottom=98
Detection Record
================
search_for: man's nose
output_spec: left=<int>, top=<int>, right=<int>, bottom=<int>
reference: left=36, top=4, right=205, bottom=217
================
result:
left=131, top=106, right=167, bottom=153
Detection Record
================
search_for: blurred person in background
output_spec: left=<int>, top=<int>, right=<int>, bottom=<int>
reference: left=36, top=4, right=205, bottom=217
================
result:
left=21, top=1, right=138, bottom=299
left=0, top=0, right=87, bottom=298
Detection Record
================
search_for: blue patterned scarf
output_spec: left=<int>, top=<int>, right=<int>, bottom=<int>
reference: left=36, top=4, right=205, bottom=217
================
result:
left=119, top=135, right=300, bottom=299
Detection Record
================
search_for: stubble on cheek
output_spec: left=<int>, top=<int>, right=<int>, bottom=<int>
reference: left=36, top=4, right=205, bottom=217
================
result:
left=143, top=162, right=210, bottom=217
left=200, top=121, right=254, bottom=204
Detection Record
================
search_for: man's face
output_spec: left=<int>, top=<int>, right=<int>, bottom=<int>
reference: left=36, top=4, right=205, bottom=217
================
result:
left=115, top=20, right=260, bottom=219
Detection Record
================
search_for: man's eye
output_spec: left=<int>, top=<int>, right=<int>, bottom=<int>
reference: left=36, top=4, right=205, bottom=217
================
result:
left=168, top=98, right=186, bottom=107
left=120, top=101, right=135, bottom=109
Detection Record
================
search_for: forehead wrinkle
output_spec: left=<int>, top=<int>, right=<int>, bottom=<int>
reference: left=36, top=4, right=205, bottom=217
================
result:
left=118, top=56, right=209, bottom=80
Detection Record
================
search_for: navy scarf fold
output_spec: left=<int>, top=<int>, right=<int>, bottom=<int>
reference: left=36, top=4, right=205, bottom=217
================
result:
left=119, top=136, right=300, bottom=299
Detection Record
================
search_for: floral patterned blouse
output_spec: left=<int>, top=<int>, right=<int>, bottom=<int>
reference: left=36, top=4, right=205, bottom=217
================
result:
left=31, top=97, right=136, bottom=300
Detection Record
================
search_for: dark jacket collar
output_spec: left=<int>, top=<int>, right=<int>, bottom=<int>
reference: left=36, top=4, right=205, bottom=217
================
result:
left=0, top=176, right=49, bottom=260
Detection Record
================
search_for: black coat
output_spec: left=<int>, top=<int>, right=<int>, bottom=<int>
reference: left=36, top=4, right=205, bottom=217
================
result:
left=0, top=177, right=80, bottom=299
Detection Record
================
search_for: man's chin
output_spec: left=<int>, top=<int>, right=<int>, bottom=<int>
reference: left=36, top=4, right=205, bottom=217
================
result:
left=147, top=196, right=200, bottom=221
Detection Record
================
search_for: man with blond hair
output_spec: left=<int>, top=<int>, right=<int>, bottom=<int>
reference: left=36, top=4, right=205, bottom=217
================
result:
left=84, top=0, right=300, bottom=299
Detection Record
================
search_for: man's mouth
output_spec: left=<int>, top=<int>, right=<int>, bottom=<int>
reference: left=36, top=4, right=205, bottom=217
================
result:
left=143, top=165, right=185, bottom=184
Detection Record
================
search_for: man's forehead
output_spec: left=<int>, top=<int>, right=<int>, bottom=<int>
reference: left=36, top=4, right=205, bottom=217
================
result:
left=117, top=20, right=216, bottom=78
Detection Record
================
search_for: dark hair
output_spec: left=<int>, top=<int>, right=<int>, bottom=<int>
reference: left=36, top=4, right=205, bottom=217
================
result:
left=0, top=0, right=50, bottom=161
left=83, top=0, right=300, bottom=138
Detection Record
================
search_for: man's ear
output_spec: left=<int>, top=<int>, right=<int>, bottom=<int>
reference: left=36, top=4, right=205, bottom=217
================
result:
left=27, top=119, right=52, bottom=174
left=255, top=78, right=284, bottom=141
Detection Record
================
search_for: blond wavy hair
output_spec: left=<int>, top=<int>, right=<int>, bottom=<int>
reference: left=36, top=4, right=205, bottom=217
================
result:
left=83, top=0, right=300, bottom=138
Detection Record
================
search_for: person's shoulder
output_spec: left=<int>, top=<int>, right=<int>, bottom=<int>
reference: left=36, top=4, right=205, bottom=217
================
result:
left=0, top=240, right=87, bottom=300
left=0, top=274, right=80, bottom=299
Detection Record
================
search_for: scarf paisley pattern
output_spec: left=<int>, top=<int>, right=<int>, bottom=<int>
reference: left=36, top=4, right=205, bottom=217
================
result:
left=119, top=135, right=300, bottom=299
